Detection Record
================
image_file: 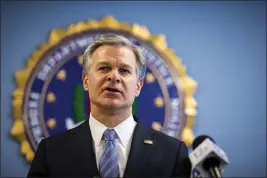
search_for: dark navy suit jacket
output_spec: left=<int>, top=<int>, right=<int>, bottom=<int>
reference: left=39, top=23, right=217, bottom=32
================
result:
left=28, top=117, right=191, bottom=177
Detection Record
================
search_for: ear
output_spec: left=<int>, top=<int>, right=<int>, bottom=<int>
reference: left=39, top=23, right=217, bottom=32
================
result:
left=82, top=73, right=89, bottom=91
left=135, top=78, right=144, bottom=97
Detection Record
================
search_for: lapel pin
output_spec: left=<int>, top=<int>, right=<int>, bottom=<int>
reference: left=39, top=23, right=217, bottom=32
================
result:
left=144, top=140, right=153, bottom=144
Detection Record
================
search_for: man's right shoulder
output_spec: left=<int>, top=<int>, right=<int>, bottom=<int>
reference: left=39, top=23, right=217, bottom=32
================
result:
left=40, top=120, right=89, bottom=145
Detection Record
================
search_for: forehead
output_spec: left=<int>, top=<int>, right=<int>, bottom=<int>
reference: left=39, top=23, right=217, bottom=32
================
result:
left=91, top=45, right=137, bottom=65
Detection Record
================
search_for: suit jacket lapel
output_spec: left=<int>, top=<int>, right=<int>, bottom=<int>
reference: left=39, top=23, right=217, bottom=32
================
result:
left=71, top=120, right=99, bottom=177
left=124, top=122, right=155, bottom=177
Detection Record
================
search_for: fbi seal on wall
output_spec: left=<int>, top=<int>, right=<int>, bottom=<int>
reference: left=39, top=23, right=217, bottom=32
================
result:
left=11, top=16, right=198, bottom=163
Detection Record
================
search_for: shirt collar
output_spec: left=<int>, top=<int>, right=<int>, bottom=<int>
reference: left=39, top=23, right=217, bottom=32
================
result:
left=89, top=114, right=107, bottom=147
left=113, top=114, right=136, bottom=148
left=89, top=113, right=136, bottom=148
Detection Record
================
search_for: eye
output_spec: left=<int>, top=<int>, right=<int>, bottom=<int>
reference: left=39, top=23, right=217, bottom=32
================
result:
left=99, top=67, right=110, bottom=71
left=119, top=68, right=130, bottom=74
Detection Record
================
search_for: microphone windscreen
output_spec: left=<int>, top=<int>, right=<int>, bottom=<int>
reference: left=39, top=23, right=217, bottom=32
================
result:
left=192, top=135, right=215, bottom=150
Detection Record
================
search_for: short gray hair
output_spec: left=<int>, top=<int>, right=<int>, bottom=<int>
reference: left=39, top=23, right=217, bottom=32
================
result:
left=82, top=33, right=146, bottom=80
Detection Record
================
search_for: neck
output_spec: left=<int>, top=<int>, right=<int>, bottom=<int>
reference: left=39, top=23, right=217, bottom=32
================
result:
left=90, top=104, right=132, bottom=128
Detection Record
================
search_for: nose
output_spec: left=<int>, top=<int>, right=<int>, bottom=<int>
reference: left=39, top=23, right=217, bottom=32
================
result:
left=107, top=69, right=121, bottom=83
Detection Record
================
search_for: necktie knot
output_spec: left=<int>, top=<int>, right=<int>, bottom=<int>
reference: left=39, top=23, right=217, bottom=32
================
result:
left=103, top=128, right=117, bottom=141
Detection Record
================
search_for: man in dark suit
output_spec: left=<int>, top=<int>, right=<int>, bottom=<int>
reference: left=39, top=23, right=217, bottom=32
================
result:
left=28, top=34, right=191, bottom=177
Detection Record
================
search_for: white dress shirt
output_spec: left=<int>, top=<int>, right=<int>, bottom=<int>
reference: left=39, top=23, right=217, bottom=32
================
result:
left=89, top=113, right=137, bottom=177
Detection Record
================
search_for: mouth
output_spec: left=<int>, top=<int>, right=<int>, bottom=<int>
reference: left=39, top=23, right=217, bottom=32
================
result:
left=103, top=87, right=121, bottom=93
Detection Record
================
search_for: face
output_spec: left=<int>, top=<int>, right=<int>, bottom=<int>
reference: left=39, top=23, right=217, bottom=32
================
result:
left=82, top=45, right=144, bottom=111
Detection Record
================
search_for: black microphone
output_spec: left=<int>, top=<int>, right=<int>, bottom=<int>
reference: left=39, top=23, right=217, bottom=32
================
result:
left=189, top=135, right=229, bottom=178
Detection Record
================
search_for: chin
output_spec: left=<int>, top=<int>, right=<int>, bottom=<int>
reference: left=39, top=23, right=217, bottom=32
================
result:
left=100, top=100, right=124, bottom=109
left=91, top=98, right=131, bottom=110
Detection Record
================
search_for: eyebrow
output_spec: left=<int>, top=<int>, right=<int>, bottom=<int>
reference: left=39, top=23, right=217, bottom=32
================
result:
left=95, top=61, right=111, bottom=67
left=95, top=61, right=134, bottom=70
left=118, top=64, right=133, bottom=70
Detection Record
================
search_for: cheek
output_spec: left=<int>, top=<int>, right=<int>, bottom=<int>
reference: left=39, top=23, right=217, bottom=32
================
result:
left=88, top=75, right=106, bottom=90
left=87, top=76, right=97, bottom=90
left=89, top=74, right=102, bottom=84
left=125, top=81, right=138, bottom=95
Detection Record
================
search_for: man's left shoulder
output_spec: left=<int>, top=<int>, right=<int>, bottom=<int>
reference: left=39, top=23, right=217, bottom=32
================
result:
left=148, top=126, right=186, bottom=148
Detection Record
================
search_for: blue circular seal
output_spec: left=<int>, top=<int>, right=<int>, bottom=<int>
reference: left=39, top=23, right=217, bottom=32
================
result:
left=13, top=17, right=197, bottom=160
left=22, top=31, right=185, bottom=151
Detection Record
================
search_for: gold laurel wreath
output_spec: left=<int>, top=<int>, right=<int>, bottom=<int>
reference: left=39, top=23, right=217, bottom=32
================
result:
left=11, top=15, right=198, bottom=163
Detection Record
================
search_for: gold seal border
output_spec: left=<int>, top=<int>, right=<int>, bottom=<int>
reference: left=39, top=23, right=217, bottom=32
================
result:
left=11, top=15, right=198, bottom=163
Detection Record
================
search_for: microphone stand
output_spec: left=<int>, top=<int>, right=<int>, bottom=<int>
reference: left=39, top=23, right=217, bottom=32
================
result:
left=207, top=166, right=222, bottom=178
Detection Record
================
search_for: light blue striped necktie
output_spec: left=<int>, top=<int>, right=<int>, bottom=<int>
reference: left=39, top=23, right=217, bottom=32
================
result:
left=99, top=128, right=120, bottom=178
